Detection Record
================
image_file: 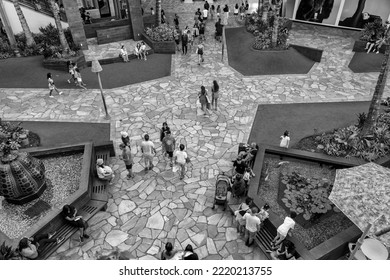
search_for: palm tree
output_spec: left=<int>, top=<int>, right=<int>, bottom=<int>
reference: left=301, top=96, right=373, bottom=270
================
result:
left=262, top=0, right=270, bottom=22
left=12, top=0, right=35, bottom=46
left=156, top=0, right=161, bottom=26
left=271, top=0, right=283, bottom=47
left=361, top=26, right=390, bottom=135
left=258, top=0, right=264, bottom=15
left=48, top=0, right=69, bottom=51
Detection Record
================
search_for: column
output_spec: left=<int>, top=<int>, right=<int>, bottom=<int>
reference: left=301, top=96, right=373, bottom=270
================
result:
left=128, top=0, right=143, bottom=40
left=63, top=0, right=88, bottom=50
left=0, top=0, right=18, bottom=54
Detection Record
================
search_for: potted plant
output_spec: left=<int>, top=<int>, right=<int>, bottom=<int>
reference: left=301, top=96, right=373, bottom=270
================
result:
left=142, top=23, right=177, bottom=54
left=0, top=242, right=19, bottom=260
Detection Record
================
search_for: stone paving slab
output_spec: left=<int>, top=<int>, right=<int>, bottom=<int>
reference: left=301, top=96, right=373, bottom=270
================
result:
left=1, top=0, right=390, bottom=260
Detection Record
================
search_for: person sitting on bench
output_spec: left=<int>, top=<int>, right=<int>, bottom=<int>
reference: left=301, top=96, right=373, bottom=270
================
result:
left=62, top=204, right=90, bottom=242
left=18, top=232, right=64, bottom=259
left=96, top=158, right=115, bottom=183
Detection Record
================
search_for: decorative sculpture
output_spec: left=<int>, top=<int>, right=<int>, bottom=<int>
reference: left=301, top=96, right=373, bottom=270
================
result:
left=0, top=141, right=46, bottom=205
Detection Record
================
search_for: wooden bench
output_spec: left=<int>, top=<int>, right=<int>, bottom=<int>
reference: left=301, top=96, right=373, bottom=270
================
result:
left=36, top=200, right=107, bottom=259
left=33, top=143, right=115, bottom=259
left=97, top=26, right=132, bottom=45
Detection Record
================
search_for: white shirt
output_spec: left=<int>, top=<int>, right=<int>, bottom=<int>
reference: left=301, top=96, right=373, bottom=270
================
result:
left=120, top=48, right=127, bottom=56
left=141, top=140, right=155, bottom=155
left=277, top=216, right=295, bottom=236
left=140, top=44, right=146, bottom=52
left=243, top=213, right=260, bottom=232
left=203, top=9, right=208, bottom=18
left=174, top=150, right=188, bottom=164
left=280, top=135, right=290, bottom=148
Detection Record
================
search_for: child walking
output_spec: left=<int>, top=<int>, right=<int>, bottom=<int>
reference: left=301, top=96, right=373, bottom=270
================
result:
left=47, top=73, right=63, bottom=97
left=174, top=144, right=188, bottom=180
left=74, top=68, right=87, bottom=90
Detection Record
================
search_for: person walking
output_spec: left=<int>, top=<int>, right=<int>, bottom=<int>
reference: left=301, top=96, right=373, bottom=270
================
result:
left=211, top=80, right=219, bottom=110
left=119, top=143, right=134, bottom=179
left=66, top=61, right=76, bottom=84
left=174, top=27, right=181, bottom=52
left=196, top=43, right=204, bottom=65
left=120, top=45, right=129, bottom=62
left=174, top=144, right=188, bottom=180
left=210, top=5, right=215, bottom=20
left=199, top=21, right=206, bottom=41
left=280, top=130, right=290, bottom=148
left=216, top=5, right=221, bottom=18
left=141, top=134, right=156, bottom=171
left=74, top=68, right=87, bottom=90
left=198, top=85, right=210, bottom=115
left=162, top=130, right=176, bottom=167
left=160, top=122, right=171, bottom=142
left=47, top=73, right=63, bottom=98
left=174, top=13, right=179, bottom=27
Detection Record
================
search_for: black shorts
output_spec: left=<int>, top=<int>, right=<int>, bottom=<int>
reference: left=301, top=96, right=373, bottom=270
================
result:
left=166, top=151, right=173, bottom=158
left=125, top=164, right=133, bottom=169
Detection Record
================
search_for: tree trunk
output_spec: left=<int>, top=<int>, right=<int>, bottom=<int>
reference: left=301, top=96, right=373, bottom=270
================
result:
left=48, top=0, right=69, bottom=52
left=361, top=30, right=390, bottom=135
left=262, top=0, right=270, bottom=22
left=349, top=0, right=366, bottom=28
left=258, top=0, right=264, bottom=15
left=12, top=0, right=35, bottom=46
left=156, top=0, right=161, bottom=26
left=272, top=0, right=283, bottom=47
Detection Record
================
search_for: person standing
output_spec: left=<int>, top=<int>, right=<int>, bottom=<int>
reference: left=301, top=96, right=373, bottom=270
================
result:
left=280, top=130, right=290, bottom=148
left=203, top=8, right=208, bottom=21
left=174, top=144, right=188, bottom=180
left=181, top=29, right=189, bottom=55
left=204, top=1, right=210, bottom=12
left=210, top=5, right=215, bottom=20
left=119, top=143, right=134, bottom=179
left=215, top=18, right=223, bottom=42
left=199, top=21, right=206, bottom=41
left=239, top=2, right=246, bottom=20
left=120, top=45, right=129, bottom=62
left=243, top=207, right=261, bottom=246
left=47, top=73, right=63, bottom=98
left=160, top=122, right=171, bottom=142
left=141, top=134, right=156, bottom=171
left=234, top=3, right=239, bottom=17
left=161, top=242, right=177, bottom=260
left=121, top=131, right=130, bottom=147
left=216, top=5, right=221, bottom=18
left=174, top=13, right=179, bottom=27
left=162, top=130, right=176, bottom=167
left=211, top=80, right=219, bottom=110
left=174, top=27, right=181, bottom=52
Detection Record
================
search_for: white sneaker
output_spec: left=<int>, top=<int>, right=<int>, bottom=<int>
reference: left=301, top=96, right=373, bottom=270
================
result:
left=49, top=95, right=54, bottom=98
left=59, top=92, right=63, bottom=95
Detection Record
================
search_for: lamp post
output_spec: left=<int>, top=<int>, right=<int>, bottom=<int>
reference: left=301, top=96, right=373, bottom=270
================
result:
left=91, top=60, right=110, bottom=120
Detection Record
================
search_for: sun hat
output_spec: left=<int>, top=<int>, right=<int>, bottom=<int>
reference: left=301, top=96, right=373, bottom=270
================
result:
left=96, top=158, right=104, bottom=165
left=121, top=131, right=128, bottom=137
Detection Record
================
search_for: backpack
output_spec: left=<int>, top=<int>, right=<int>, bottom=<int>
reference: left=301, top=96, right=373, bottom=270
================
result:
left=182, top=33, right=188, bottom=44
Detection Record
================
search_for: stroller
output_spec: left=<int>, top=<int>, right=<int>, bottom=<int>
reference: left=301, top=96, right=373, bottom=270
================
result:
left=212, top=172, right=231, bottom=211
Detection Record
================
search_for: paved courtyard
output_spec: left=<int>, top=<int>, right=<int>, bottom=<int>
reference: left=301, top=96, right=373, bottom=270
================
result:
left=1, top=1, right=389, bottom=260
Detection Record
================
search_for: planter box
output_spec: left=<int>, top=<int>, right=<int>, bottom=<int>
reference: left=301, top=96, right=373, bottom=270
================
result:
left=352, top=40, right=387, bottom=54
left=247, top=145, right=363, bottom=259
left=42, top=54, right=86, bottom=72
left=290, top=44, right=323, bottom=62
left=141, top=32, right=176, bottom=54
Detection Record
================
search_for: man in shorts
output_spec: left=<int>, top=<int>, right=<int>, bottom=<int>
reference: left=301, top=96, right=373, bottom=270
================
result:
left=243, top=207, right=261, bottom=246
left=119, top=143, right=134, bottom=179
left=272, top=212, right=297, bottom=246
left=162, top=130, right=176, bottom=167
left=141, top=134, right=156, bottom=171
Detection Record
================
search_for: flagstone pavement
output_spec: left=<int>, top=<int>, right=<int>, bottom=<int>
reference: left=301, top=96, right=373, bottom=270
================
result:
left=1, top=1, right=390, bottom=260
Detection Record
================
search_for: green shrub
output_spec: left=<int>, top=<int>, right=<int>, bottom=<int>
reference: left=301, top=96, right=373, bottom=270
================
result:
left=317, top=113, right=390, bottom=161
left=281, top=172, right=336, bottom=221
left=1, top=24, right=79, bottom=60
left=145, top=24, right=178, bottom=42
left=360, top=20, right=386, bottom=42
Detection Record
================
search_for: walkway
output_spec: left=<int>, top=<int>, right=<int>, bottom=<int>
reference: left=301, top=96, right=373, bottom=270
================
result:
left=0, top=0, right=389, bottom=260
